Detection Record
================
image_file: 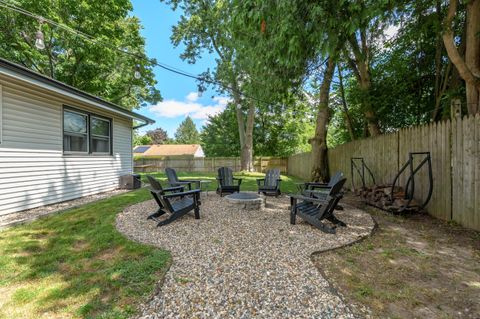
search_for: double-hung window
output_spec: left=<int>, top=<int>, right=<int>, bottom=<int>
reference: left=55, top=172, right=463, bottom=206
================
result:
left=63, top=109, right=88, bottom=153
left=63, top=107, right=112, bottom=155
left=90, top=116, right=111, bottom=154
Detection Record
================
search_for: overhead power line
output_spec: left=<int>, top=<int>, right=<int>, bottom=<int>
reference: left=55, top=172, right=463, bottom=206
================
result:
left=0, top=0, right=286, bottom=106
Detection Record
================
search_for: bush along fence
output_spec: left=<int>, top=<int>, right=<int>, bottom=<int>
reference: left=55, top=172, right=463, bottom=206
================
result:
left=288, top=114, right=480, bottom=231
left=134, top=156, right=288, bottom=174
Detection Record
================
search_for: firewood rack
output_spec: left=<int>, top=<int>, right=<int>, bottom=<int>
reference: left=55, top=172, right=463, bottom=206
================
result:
left=389, top=152, right=433, bottom=213
left=350, top=157, right=376, bottom=191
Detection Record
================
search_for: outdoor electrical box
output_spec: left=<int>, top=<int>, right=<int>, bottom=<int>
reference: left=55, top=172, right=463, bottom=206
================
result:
left=119, top=174, right=142, bottom=190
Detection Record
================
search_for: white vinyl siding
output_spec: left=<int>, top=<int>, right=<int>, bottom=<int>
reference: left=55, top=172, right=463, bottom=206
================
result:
left=0, top=77, right=133, bottom=215
left=0, top=84, right=3, bottom=144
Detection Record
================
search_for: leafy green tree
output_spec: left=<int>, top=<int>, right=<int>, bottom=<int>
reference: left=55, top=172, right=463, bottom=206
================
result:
left=174, top=116, right=200, bottom=144
left=0, top=0, right=161, bottom=109
left=201, top=103, right=314, bottom=157
left=200, top=107, right=240, bottom=156
left=133, top=133, right=152, bottom=146
left=146, top=127, right=170, bottom=144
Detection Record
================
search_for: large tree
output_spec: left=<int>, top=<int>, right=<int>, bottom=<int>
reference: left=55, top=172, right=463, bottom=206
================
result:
left=146, top=127, right=170, bottom=144
left=174, top=116, right=200, bottom=144
left=201, top=102, right=314, bottom=157
left=163, top=0, right=260, bottom=170
left=443, top=0, right=480, bottom=115
left=0, top=0, right=161, bottom=109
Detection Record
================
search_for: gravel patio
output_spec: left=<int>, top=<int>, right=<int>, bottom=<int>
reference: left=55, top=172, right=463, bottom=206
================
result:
left=116, top=194, right=375, bottom=318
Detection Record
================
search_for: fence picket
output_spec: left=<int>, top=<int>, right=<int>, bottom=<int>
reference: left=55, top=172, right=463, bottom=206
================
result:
left=287, top=115, right=478, bottom=231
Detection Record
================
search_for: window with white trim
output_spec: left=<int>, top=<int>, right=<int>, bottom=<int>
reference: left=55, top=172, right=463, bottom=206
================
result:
left=63, top=107, right=112, bottom=155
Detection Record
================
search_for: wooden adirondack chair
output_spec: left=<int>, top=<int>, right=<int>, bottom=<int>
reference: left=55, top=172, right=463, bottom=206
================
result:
left=216, top=167, right=242, bottom=197
left=289, top=177, right=347, bottom=234
left=146, top=175, right=201, bottom=227
left=256, top=168, right=282, bottom=197
left=165, top=167, right=200, bottom=190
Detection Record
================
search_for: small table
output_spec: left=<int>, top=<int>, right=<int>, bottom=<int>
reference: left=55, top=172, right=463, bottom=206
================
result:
left=225, top=192, right=265, bottom=210
left=199, top=180, right=213, bottom=196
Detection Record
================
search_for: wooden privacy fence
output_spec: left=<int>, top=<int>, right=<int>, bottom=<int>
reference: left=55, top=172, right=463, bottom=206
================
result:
left=288, top=114, right=480, bottom=231
left=134, top=156, right=288, bottom=174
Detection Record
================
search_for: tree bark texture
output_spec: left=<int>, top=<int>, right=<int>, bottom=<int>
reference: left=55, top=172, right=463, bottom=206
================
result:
left=443, top=0, right=480, bottom=114
left=348, top=36, right=382, bottom=135
left=337, top=63, right=355, bottom=140
left=310, top=58, right=336, bottom=182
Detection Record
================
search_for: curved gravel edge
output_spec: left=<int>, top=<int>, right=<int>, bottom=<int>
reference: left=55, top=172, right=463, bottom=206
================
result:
left=116, top=195, right=375, bottom=318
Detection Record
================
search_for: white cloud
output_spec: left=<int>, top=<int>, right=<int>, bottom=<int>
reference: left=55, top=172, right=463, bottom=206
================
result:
left=186, top=91, right=200, bottom=102
left=149, top=92, right=231, bottom=120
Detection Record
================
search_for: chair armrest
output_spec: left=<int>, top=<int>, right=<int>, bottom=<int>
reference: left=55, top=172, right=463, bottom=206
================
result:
left=302, top=190, right=328, bottom=200
left=162, top=189, right=201, bottom=199
left=305, top=182, right=328, bottom=189
left=181, top=179, right=201, bottom=189
left=163, top=186, right=185, bottom=192
left=256, top=178, right=265, bottom=186
left=233, top=178, right=243, bottom=186
left=288, top=193, right=331, bottom=204
left=308, top=185, right=331, bottom=190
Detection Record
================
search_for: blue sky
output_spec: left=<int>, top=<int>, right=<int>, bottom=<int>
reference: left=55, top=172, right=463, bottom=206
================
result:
left=130, top=1, right=228, bottom=137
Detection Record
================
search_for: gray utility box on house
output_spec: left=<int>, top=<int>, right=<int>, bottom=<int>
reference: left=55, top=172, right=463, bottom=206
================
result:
left=119, top=174, right=142, bottom=189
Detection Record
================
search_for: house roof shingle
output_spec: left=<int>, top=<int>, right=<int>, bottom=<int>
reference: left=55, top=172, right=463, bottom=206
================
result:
left=134, top=144, right=202, bottom=157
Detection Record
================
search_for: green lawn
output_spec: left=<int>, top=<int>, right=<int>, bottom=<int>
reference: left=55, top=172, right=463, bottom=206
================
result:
left=0, top=189, right=169, bottom=319
left=139, top=171, right=302, bottom=194
left=0, top=172, right=302, bottom=319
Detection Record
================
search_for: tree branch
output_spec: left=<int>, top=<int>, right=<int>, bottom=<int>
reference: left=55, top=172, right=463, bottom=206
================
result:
left=442, top=0, right=480, bottom=87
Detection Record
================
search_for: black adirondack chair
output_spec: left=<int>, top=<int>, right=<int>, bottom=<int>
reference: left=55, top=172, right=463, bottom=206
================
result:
left=165, top=167, right=200, bottom=190
left=257, top=168, right=282, bottom=197
left=289, top=177, right=347, bottom=234
left=146, top=175, right=201, bottom=226
left=216, top=167, right=242, bottom=196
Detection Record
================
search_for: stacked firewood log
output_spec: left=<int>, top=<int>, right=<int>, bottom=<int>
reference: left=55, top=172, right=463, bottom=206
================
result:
left=354, top=184, right=422, bottom=214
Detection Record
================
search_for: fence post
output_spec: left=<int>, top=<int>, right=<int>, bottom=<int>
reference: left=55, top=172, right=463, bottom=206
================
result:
left=451, top=98, right=462, bottom=120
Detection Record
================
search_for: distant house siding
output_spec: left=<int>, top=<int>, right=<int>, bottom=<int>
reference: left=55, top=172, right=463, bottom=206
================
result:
left=194, top=146, right=205, bottom=158
left=0, top=76, right=132, bottom=215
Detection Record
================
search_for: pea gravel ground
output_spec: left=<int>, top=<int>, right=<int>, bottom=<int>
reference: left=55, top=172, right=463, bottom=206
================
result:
left=116, top=194, right=375, bottom=319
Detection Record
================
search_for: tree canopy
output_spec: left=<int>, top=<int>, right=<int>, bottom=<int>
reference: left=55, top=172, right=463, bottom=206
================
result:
left=0, top=0, right=161, bottom=109
left=174, top=116, right=200, bottom=144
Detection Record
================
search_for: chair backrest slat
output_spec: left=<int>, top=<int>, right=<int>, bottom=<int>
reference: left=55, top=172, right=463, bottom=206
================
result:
left=328, top=177, right=347, bottom=196
left=165, top=168, right=179, bottom=184
left=265, top=169, right=280, bottom=187
left=147, top=175, right=163, bottom=192
left=218, top=167, right=234, bottom=186
left=328, top=171, right=344, bottom=187
left=146, top=175, right=174, bottom=212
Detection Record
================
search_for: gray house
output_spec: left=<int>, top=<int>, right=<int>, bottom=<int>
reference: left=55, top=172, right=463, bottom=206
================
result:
left=0, top=58, right=154, bottom=215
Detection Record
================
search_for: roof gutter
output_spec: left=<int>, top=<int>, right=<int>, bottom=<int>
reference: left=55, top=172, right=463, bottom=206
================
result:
left=133, top=119, right=152, bottom=130
left=0, top=58, right=155, bottom=125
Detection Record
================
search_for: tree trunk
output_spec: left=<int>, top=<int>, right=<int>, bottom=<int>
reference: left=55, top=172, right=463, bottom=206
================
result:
left=443, top=0, right=480, bottom=115
left=337, top=64, right=355, bottom=141
left=347, top=37, right=382, bottom=136
left=310, top=58, right=336, bottom=182
left=232, top=81, right=255, bottom=171
left=240, top=103, right=255, bottom=171
left=358, top=66, right=381, bottom=136
left=465, top=0, right=480, bottom=114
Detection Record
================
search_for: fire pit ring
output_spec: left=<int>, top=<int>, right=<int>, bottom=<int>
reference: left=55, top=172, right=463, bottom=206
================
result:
left=225, top=192, right=265, bottom=210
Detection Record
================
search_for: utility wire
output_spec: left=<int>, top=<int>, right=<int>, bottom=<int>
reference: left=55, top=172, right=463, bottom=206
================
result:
left=0, top=0, right=304, bottom=107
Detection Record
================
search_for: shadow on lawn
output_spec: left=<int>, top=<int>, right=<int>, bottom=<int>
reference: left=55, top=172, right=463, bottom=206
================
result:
left=0, top=190, right=171, bottom=319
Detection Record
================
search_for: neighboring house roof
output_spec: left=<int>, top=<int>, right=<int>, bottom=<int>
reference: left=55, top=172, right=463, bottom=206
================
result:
left=134, top=144, right=204, bottom=157
left=0, top=57, right=155, bottom=127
